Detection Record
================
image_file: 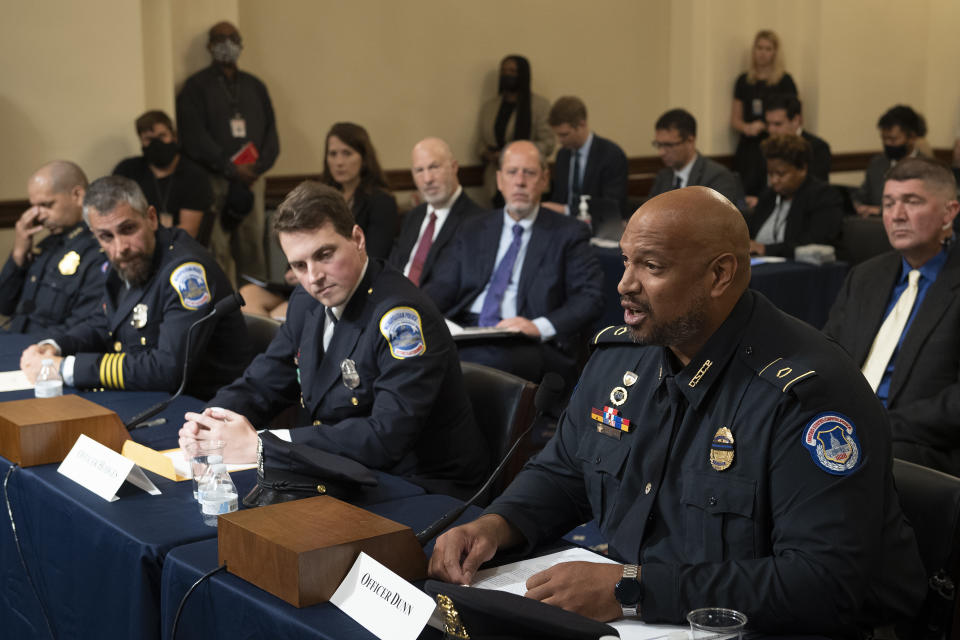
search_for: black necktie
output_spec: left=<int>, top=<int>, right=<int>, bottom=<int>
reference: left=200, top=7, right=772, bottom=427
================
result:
left=674, top=175, right=682, bottom=190
left=570, top=149, right=582, bottom=210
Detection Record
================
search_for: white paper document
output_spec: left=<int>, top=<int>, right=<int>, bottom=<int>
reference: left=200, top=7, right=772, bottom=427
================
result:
left=0, top=370, right=33, bottom=392
left=330, top=552, right=436, bottom=640
left=58, top=434, right=160, bottom=501
left=472, top=547, right=688, bottom=640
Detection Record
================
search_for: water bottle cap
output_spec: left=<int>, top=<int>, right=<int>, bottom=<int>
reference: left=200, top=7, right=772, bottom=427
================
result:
left=207, top=455, right=223, bottom=464
left=41, top=358, right=54, bottom=366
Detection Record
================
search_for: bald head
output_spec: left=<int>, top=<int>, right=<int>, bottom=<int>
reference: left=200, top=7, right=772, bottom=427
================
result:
left=411, top=138, right=460, bottom=208
left=619, top=187, right=750, bottom=364
left=26, top=161, right=88, bottom=234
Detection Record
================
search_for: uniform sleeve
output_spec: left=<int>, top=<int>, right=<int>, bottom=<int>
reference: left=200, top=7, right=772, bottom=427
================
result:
left=0, top=255, right=27, bottom=316
left=287, top=303, right=459, bottom=470
left=640, top=393, right=922, bottom=633
left=69, top=262, right=218, bottom=392
left=206, top=291, right=303, bottom=425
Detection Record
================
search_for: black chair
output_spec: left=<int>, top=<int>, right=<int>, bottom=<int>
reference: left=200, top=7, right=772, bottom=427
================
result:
left=243, top=313, right=282, bottom=358
left=839, top=215, right=891, bottom=265
left=893, top=458, right=960, bottom=639
left=460, top=361, right=538, bottom=500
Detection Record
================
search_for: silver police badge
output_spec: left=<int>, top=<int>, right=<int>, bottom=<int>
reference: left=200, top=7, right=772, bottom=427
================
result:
left=131, top=303, right=148, bottom=328
left=623, top=371, right=638, bottom=387
left=340, top=358, right=360, bottom=389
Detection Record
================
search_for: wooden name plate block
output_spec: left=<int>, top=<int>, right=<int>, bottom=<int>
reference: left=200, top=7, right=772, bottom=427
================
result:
left=218, top=496, right=427, bottom=608
left=0, top=395, right=129, bottom=467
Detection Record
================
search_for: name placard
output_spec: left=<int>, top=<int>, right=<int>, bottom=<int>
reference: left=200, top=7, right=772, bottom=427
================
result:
left=330, top=552, right=435, bottom=640
left=58, top=434, right=160, bottom=501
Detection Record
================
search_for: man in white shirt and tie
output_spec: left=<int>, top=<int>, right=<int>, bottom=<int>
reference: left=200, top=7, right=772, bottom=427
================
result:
left=388, top=138, right=483, bottom=288
left=823, top=157, right=960, bottom=475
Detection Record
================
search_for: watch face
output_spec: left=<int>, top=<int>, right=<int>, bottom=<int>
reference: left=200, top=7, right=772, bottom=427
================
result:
left=615, top=577, right=642, bottom=605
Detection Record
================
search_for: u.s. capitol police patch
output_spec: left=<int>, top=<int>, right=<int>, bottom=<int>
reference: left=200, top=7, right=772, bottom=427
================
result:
left=379, top=306, right=426, bottom=359
left=169, top=262, right=211, bottom=310
left=802, top=412, right=861, bottom=475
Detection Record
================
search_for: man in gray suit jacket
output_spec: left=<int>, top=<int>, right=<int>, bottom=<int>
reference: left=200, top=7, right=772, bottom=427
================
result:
left=648, top=109, right=746, bottom=210
left=823, top=157, right=960, bottom=475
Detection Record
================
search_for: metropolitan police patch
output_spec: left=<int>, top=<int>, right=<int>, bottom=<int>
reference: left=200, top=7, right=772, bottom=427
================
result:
left=170, top=262, right=211, bottom=310
left=802, top=412, right=861, bottom=475
left=379, top=306, right=426, bottom=359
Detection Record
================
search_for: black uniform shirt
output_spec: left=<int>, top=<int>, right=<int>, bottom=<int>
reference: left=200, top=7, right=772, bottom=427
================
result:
left=0, top=223, right=105, bottom=335
left=487, top=291, right=925, bottom=635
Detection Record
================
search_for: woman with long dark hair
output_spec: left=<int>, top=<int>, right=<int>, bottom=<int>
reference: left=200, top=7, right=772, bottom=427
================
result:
left=476, top=55, right=554, bottom=206
left=321, top=122, right=398, bottom=259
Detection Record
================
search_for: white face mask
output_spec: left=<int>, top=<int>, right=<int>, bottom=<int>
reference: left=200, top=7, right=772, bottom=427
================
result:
left=211, top=40, right=242, bottom=64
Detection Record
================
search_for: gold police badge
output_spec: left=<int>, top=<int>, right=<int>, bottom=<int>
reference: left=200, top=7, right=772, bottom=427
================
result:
left=58, top=251, right=80, bottom=276
left=710, top=426, right=735, bottom=471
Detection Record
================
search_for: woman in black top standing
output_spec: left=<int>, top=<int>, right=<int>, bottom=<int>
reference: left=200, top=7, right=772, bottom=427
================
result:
left=730, top=29, right=797, bottom=202
left=321, top=122, right=397, bottom=260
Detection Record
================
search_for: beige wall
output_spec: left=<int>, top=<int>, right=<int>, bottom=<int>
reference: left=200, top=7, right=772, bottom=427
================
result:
left=2, top=0, right=959, bottom=204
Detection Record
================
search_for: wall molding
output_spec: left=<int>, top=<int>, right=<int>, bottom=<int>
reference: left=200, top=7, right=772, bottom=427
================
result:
left=0, top=149, right=951, bottom=228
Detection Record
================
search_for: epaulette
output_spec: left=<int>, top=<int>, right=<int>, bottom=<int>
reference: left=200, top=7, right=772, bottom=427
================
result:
left=756, top=356, right=817, bottom=393
left=591, top=325, right=634, bottom=347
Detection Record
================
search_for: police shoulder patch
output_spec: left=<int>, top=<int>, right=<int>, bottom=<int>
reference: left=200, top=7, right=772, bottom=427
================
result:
left=170, top=262, right=211, bottom=310
left=379, top=306, right=426, bottom=359
left=802, top=412, right=861, bottom=476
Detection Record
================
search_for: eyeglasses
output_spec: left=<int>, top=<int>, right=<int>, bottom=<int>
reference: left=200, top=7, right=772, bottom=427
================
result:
left=651, top=139, right=687, bottom=150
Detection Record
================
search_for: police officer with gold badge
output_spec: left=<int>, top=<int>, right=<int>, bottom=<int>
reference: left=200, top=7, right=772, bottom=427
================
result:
left=178, top=181, right=490, bottom=499
left=429, top=187, right=926, bottom=636
left=19, top=176, right=248, bottom=399
left=0, top=161, right=105, bottom=335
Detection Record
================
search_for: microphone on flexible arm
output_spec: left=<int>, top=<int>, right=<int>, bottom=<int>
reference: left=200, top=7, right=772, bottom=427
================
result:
left=125, top=292, right=245, bottom=430
left=416, top=372, right=566, bottom=546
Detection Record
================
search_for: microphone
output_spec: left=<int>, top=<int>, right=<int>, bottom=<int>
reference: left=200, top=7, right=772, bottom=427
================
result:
left=416, top=372, right=566, bottom=545
left=125, top=292, right=244, bottom=429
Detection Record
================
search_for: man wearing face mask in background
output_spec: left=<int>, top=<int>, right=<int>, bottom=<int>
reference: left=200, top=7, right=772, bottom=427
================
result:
left=177, top=20, right=280, bottom=286
left=855, top=105, right=928, bottom=218
left=113, top=110, right=213, bottom=242
left=0, top=161, right=105, bottom=335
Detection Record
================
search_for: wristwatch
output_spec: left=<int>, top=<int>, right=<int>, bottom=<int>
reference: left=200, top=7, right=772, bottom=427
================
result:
left=614, top=564, right=642, bottom=618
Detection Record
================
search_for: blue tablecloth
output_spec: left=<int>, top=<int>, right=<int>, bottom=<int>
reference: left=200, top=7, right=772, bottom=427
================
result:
left=591, top=246, right=848, bottom=330
left=161, top=495, right=482, bottom=640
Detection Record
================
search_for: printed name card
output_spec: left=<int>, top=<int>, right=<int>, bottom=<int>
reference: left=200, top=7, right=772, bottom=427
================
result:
left=58, top=434, right=160, bottom=501
left=330, top=552, right=435, bottom=640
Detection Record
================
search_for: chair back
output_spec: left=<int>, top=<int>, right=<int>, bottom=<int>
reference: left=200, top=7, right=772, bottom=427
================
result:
left=893, top=458, right=960, bottom=638
left=460, top=362, right=538, bottom=500
left=839, top=215, right=892, bottom=264
left=243, top=314, right=282, bottom=358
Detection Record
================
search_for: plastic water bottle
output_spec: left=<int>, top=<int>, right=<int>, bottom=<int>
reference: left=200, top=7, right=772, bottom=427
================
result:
left=35, top=358, right=63, bottom=398
left=193, top=454, right=223, bottom=501
left=198, top=463, right=238, bottom=527
left=577, top=194, right=592, bottom=230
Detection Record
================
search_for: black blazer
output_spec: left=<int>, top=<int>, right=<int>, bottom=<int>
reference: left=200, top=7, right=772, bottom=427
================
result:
left=353, top=187, right=398, bottom=260
left=748, top=175, right=843, bottom=258
left=823, top=246, right=960, bottom=474
left=387, top=190, right=483, bottom=288
left=802, top=131, right=832, bottom=182
left=549, top=134, right=628, bottom=219
left=649, top=154, right=746, bottom=210
left=422, top=207, right=603, bottom=356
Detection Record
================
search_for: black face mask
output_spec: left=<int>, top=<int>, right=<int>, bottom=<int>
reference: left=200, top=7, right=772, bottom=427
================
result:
left=498, top=74, right=520, bottom=93
left=884, top=144, right=909, bottom=161
left=143, top=139, right=178, bottom=168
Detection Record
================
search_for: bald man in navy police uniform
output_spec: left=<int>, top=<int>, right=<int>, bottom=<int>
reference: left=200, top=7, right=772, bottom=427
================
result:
left=20, top=176, right=249, bottom=400
left=429, top=187, right=924, bottom=636
left=180, top=181, right=489, bottom=498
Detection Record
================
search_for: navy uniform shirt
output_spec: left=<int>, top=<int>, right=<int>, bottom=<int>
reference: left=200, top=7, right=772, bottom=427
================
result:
left=487, top=291, right=925, bottom=635
left=52, top=226, right=249, bottom=399
left=0, top=223, right=105, bottom=334
left=209, top=259, right=490, bottom=498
